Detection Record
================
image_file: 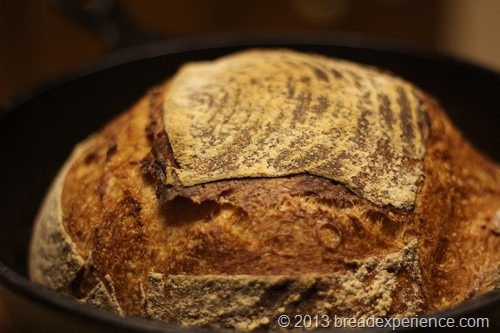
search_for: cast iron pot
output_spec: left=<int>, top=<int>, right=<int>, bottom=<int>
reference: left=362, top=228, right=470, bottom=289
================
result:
left=1, top=33, right=499, bottom=332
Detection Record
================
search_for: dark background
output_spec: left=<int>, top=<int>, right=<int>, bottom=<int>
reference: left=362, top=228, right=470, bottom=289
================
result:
left=1, top=0, right=499, bottom=107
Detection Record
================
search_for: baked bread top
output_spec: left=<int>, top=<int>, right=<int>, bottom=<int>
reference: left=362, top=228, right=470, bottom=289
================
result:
left=29, top=49, right=500, bottom=331
left=164, top=50, right=428, bottom=209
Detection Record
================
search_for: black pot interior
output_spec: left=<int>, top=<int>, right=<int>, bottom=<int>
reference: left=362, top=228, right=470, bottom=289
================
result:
left=1, top=35, right=499, bottom=331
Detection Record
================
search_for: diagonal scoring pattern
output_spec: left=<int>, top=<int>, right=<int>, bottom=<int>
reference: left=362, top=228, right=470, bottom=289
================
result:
left=163, top=49, right=429, bottom=209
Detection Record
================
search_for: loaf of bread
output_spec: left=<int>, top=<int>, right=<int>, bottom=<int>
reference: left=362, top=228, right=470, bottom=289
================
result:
left=29, top=49, right=500, bottom=331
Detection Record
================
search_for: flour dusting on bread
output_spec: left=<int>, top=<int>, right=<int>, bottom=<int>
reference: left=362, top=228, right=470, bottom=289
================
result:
left=164, top=49, right=429, bottom=209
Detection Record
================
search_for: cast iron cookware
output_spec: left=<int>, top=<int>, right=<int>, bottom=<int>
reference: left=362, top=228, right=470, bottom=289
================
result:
left=1, top=34, right=499, bottom=332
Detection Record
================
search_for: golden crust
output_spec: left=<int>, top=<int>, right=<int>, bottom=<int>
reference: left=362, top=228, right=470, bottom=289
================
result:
left=29, top=49, right=500, bottom=330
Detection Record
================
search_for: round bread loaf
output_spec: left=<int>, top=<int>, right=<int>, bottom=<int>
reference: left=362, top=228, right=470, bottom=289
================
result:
left=29, top=49, right=500, bottom=331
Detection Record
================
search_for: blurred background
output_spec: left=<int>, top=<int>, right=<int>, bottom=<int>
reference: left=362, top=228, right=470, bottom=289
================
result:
left=1, top=0, right=500, bottom=108
left=0, top=0, right=499, bottom=331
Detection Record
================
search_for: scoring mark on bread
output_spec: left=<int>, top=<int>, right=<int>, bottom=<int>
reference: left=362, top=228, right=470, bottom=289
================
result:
left=162, top=49, right=430, bottom=209
left=126, top=240, right=422, bottom=330
left=161, top=197, right=219, bottom=226
left=82, top=274, right=123, bottom=315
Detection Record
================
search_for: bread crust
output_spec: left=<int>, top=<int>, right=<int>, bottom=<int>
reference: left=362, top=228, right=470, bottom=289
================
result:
left=29, top=138, right=88, bottom=293
left=29, top=49, right=500, bottom=330
left=163, top=50, right=429, bottom=209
